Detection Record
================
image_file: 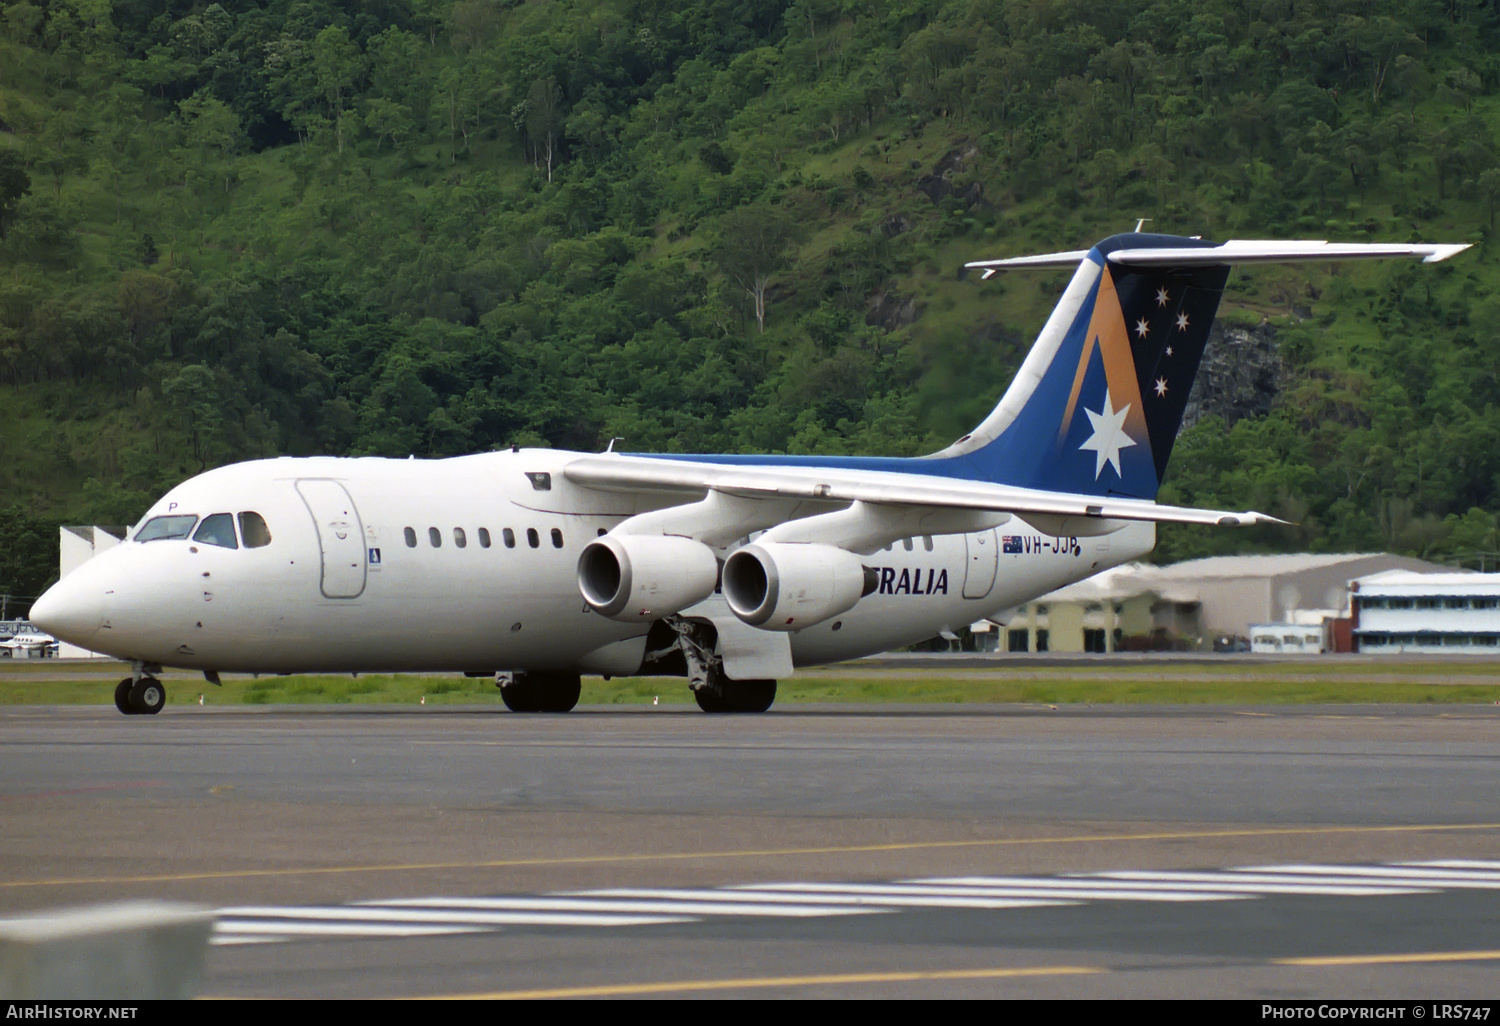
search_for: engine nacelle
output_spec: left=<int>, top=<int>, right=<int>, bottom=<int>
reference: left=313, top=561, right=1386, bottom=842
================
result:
left=722, top=542, right=875, bottom=631
left=577, top=534, right=720, bottom=623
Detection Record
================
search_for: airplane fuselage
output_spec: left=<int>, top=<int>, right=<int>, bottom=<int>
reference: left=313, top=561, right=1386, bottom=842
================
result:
left=43, top=449, right=1153, bottom=677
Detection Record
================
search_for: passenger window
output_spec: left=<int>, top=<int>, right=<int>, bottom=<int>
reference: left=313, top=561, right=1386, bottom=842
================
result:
left=478, top=528, right=491, bottom=548
left=922, top=536, right=934, bottom=552
left=597, top=528, right=607, bottom=537
left=193, top=513, right=239, bottom=549
left=551, top=528, right=563, bottom=548
left=903, top=538, right=914, bottom=551
left=527, top=528, right=540, bottom=549
left=428, top=527, right=442, bottom=548
left=239, top=512, right=272, bottom=548
left=454, top=527, right=467, bottom=548
left=404, top=527, right=417, bottom=548
left=525, top=472, right=551, bottom=491
left=135, top=515, right=198, bottom=542
left=503, top=528, right=516, bottom=548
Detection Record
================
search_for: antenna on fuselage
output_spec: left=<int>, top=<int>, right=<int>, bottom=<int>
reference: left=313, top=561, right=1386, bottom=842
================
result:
left=1134, top=218, right=1152, bottom=233
left=605, top=437, right=624, bottom=453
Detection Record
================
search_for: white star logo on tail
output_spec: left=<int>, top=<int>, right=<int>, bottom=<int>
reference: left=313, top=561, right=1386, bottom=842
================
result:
left=1078, top=389, right=1137, bottom=479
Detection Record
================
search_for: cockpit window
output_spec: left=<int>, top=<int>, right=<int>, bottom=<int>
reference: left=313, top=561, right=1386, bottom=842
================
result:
left=239, top=512, right=272, bottom=548
left=193, top=513, right=239, bottom=549
left=135, top=515, right=199, bottom=542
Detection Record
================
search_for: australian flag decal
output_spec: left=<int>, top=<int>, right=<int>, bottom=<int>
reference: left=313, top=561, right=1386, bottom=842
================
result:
left=1002, top=535, right=1023, bottom=554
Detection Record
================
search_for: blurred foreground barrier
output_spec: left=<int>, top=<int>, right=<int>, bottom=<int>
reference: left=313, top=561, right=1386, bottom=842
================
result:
left=0, top=901, right=213, bottom=999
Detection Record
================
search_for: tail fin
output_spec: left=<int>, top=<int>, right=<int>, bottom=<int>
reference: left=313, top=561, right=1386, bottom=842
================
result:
left=933, top=233, right=1469, bottom=501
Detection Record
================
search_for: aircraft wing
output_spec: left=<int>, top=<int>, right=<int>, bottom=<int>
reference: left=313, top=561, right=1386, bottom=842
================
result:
left=563, top=454, right=1282, bottom=530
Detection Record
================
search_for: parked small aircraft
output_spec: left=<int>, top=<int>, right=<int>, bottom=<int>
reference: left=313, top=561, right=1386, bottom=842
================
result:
left=0, top=630, right=58, bottom=659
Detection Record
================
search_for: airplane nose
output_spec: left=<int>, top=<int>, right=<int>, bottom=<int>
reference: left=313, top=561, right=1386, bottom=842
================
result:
left=29, top=576, right=104, bottom=645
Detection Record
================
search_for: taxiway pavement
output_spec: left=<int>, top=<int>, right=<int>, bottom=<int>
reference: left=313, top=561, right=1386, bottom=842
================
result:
left=2, top=703, right=1497, bottom=998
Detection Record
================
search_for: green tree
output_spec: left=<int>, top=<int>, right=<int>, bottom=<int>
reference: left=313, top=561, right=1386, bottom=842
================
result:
left=161, top=363, right=229, bottom=470
left=713, top=203, right=799, bottom=334
left=177, top=91, right=243, bottom=195
left=0, top=150, right=30, bottom=241
left=311, top=25, right=363, bottom=154
left=0, top=506, right=60, bottom=615
left=526, top=76, right=565, bottom=181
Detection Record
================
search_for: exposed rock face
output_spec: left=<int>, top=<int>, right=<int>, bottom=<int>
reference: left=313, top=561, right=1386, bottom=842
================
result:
left=1181, top=320, right=1285, bottom=430
left=917, top=139, right=993, bottom=212
left=918, top=172, right=953, bottom=205
left=881, top=213, right=912, bottom=237
left=866, top=290, right=919, bottom=331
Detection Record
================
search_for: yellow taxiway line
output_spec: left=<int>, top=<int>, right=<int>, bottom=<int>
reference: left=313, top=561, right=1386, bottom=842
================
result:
left=427, top=965, right=1103, bottom=999
left=1277, top=950, right=1500, bottom=967
left=6, top=821, right=1500, bottom=889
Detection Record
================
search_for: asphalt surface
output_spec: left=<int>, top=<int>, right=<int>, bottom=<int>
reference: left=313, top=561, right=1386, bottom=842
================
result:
left=2, top=702, right=1499, bottom=998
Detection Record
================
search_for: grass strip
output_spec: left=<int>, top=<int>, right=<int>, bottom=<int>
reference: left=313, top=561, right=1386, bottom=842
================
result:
left=3, top=669, right=1500, bottom=707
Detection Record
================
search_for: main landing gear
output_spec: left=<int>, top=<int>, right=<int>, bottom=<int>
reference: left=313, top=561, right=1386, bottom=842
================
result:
left=114, top=672, right=166, bottom=715
left=497, top=671, right=582, bottom=713
left=662, top=615, right=778, bottom=713
left=693, top=678, right=777, bottom=714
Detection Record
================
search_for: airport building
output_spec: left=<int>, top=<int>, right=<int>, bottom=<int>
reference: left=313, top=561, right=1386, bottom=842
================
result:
left=1248, top=621, right=1329, bottom=654
left=1351, top=570, right=1500, bottom=653
left=1002, top=553, right=1450, bottom=653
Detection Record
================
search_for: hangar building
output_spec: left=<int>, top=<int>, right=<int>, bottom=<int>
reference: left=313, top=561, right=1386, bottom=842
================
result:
left=1002, top=552, right=1449, bottom=654
left=1352, top=570, right=1500, bottom=653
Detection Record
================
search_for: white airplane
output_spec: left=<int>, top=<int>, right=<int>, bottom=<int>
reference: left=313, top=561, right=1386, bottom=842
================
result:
left=30, top=232, right=1468, bottom=715
left=0, top=631, right=58, bottom=658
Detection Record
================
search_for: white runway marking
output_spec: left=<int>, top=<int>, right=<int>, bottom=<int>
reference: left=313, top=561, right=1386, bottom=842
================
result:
left=1065, top=870, right=1430, bottom=896
left=365, top=895, right=883, bottom=918
left=584, top=886, right=1075, bottom=911
left=213, top=919, right=492, bottom=942
left=209, top=859, right=1497, bottom=946
left=223, top=903, right=693, bottom=927
left=739, top=880, right=1246, bottom=903
left=1235, top=863, right=1500, bottom=887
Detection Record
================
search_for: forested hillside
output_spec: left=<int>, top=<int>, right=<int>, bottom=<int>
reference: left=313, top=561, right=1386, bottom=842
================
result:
left=2, top=0, right=1499, bottom=608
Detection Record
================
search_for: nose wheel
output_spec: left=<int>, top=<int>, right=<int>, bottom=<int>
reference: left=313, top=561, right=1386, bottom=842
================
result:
left=114, top=676, right=166, bottom=715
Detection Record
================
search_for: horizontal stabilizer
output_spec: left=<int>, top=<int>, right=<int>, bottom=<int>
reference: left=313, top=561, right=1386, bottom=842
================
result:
left=1110, top=239, right=1472, bottom=266
left=967, top=239, right=1470, bottom=276
left=967, top=250, right=1091, bottom=275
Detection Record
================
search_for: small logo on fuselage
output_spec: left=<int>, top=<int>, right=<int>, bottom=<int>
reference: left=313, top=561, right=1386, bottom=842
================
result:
left=1003, top=535, right=1082, bottom=557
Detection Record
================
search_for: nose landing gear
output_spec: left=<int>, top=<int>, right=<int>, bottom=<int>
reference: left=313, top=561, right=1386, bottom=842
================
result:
left=114, top=664, right=166, bottom=715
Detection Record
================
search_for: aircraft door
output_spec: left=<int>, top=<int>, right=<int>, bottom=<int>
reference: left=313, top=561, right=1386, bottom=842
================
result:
left=295, top=479, right=367, bottom=599
left=962, top=529, right=998, bottom=600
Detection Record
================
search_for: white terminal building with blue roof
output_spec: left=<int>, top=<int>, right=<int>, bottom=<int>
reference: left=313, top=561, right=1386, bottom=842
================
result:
left=1352, top=570, right=1500, bottom=653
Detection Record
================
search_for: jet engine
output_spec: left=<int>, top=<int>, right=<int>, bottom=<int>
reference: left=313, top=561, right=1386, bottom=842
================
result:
left=722, top=542, right=877, bottom=631
left=577, top=534, right=720, bottom=623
